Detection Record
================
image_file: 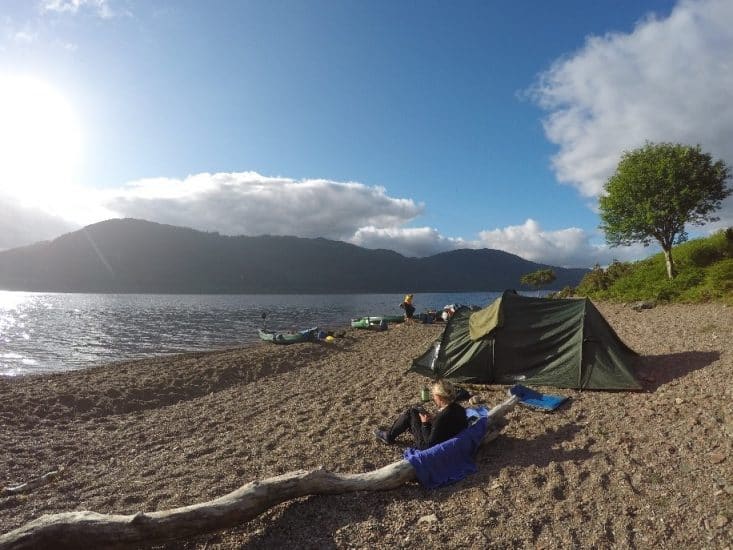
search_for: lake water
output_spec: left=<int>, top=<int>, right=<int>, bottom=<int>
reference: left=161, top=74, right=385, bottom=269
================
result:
left=0, top=291, right=523, bottom=377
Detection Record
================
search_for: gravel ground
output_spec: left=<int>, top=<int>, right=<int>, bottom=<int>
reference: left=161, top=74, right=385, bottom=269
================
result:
left=0, top=302, right=731, bottom=549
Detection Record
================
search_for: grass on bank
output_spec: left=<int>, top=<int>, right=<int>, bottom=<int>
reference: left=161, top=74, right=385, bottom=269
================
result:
left=561, top=228, right=733, bottom=304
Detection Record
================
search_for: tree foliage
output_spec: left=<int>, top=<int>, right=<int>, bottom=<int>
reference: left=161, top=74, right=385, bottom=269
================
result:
left=599, top=142, right=731, bottom=279
left=576, top=260, right=632, bottom=295
left=520, top=268, right=556, bottom=293
left=574, top=230, right=733, bottom=304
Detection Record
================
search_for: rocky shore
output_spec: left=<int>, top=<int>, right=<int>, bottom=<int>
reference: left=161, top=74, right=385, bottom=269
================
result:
left=1, top=302, right=731, bottom=548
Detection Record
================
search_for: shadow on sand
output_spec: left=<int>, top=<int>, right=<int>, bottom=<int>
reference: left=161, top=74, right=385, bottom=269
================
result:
left=222, top=422, right=590, bottom=549
left=478, top=421, right=591, bottom=470
left=636, top=350, right=720, bottom=391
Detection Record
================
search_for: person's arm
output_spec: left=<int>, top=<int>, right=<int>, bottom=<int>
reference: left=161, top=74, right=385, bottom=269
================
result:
left=417, top=411, right=432, bottom=447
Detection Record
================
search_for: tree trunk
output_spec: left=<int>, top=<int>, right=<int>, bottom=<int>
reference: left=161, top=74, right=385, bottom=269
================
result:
left=0, top=397, right=518, bottom=550
left=663, top=247, right=676, bottom=279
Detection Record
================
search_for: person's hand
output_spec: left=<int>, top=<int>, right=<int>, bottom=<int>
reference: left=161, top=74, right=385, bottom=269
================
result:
left=419, top=412, right=431, bottom=424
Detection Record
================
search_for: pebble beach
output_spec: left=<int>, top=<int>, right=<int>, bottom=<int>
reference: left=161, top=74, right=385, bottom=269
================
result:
left=1, top=302, right=732, bottom=548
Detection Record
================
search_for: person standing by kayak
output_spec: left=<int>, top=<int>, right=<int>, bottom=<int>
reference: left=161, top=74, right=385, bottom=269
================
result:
left=400, top=293, right=415, bottom=320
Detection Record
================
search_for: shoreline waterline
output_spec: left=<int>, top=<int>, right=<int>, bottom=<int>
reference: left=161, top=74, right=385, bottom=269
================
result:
left=0, top=290, right=516, bottom=376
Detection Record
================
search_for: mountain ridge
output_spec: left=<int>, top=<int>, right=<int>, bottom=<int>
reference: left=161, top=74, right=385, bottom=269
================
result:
left=0, top=218, right=589, bottom=293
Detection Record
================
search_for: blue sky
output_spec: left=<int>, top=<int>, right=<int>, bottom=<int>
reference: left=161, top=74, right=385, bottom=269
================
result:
left=1, top=0, right=731, bottom=267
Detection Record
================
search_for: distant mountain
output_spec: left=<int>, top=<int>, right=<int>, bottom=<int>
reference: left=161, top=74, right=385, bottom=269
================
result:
left=0, top=219, right=589, bottom=293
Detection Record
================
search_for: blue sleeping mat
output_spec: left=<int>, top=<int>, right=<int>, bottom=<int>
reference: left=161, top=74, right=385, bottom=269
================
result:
left=509, top=384, right=570, bottom=411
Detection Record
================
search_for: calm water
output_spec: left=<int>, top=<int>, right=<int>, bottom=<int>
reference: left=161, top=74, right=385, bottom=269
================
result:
left=0, top=291, right=511, bottom=377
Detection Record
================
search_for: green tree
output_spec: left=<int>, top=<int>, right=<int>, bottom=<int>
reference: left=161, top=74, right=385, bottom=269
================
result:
left=599, top=142, right=731, bottom=279
left=520, top=268, right=556, bottom=296
left=576, top=263, right=608, bottom=295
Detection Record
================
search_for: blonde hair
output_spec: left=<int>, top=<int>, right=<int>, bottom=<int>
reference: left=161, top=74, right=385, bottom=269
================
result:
left=431, top=379, right=456, bottom=403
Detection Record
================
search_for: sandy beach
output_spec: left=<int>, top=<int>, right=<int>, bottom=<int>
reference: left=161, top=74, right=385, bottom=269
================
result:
left=1, top=302, right=731, bottom=548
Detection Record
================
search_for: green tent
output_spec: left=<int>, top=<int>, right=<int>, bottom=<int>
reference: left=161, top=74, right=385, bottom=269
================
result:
left=411, top=290, right=641, bottom=390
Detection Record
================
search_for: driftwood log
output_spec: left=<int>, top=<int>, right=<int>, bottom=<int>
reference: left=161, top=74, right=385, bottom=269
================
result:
left=1, top=469, right=63, bottom=497
left=0, top=396, right=518, bottom=550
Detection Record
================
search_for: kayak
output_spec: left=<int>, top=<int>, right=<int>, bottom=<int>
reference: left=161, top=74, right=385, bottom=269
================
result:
left=381, top=315, right=406, bottom=323
left=351, top=317, right=385, bottom=329
left=350, top=315, right=404, bottom=329
left=258, top=326, right=319, bottom=344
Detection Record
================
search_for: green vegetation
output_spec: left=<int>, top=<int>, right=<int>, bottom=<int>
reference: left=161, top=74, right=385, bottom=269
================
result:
left=575, top=229, right=733, bottom=304
left=599, top=142, right=731, bottom=279
left=520, top=268, right=556, bottom=295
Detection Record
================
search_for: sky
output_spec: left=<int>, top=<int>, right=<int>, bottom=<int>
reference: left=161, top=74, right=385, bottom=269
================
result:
left=1, top=0, right=732, bottom=268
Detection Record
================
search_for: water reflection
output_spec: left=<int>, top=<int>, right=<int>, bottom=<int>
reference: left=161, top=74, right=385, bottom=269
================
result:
left=0, top=291, right=505, bottom=376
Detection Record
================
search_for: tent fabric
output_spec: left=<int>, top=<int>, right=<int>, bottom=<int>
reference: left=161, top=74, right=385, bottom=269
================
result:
left=410, top=291, right=641, bottom=391
left=468, top=297, right=503, bottom=340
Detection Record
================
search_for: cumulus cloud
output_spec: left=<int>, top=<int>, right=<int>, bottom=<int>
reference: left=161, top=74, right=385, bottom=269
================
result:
left=101, top=171, right=424, bottom=242
left=101, top=173, right=650, bottom=265
left=350, top=226, right=473, bottom=258
left=531, top=0, right=733, bottom=227
left=477, top=219, right=649, bottom=268
left=350, top=219, right=649, bottom=266
left=95, top=173, right=629, bottom=266
left=1, top=170, right=656, bottom=267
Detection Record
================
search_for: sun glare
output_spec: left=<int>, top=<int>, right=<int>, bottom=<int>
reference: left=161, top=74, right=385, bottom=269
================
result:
left=0, top=75, right=83, bottom=204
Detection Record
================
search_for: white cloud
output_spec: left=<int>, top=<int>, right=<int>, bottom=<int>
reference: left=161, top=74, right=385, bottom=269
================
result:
left=350, top=226, right=472, bottom=258
left=86, top=174, right=631, bottom=266
left=2, top=170, right=658, bottom=267
left=104, top=173, right=654, bottom=266
left=531, top=0, right=733, bottom=232
left=349, top=219, right=650, bottom=267
left=100, top=171, right=424, bottom=241
left=40, top=0, right=126, bottom=19
left=477, top=219, right=649, bottom=268
left=12, top=30, right=36, bottom=44
left=0, top=17, right=35, bottom=47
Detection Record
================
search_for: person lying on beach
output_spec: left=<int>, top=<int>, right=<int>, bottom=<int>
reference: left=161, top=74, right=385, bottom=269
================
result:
left=374, top=379, right=468, bottom=449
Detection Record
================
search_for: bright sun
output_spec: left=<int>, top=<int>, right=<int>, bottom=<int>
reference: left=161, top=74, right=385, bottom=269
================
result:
left=0, top=75, right=83, bottom=203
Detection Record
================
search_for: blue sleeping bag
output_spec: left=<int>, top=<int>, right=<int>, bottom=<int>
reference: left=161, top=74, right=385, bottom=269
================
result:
left=404, top=415, right=489, bottom=489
